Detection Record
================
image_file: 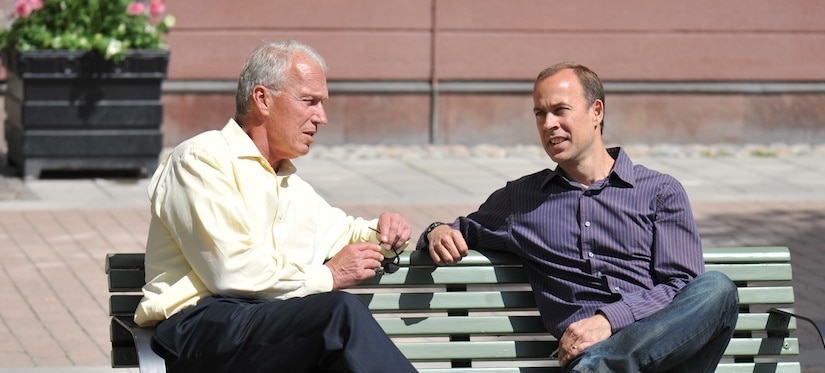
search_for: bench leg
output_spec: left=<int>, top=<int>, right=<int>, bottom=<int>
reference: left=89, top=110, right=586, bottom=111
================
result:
left=769, top=307, right=825, bottom=351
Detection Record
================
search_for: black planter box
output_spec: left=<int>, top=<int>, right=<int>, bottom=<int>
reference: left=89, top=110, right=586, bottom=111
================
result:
left=3, top=49, right=168, bottom=178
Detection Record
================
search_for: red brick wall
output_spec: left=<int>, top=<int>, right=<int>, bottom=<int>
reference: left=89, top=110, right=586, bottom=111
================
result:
left=165, top=0, right=825, bottom=81
left=4, top=0, right=824, bottom=148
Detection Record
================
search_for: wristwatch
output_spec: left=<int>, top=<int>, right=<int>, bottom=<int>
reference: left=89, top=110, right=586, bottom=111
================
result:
left=423, top=222, right=448, bottom=245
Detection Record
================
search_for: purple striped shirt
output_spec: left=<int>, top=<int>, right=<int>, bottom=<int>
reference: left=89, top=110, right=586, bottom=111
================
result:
left=452, top=147, right=704, bottom=337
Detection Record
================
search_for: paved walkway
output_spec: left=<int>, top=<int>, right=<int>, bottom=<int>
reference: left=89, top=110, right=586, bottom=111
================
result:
left=1, top=145, right=823, bottom=372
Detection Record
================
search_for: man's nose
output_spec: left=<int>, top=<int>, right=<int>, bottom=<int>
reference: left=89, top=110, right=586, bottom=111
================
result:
left=313, top=103, right=328, bottom=125
left=541, top=115, right=560, bottom=130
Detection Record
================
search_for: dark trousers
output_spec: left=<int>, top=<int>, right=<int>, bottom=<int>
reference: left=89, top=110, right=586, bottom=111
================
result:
left=152, top=291, right=417, bottom=373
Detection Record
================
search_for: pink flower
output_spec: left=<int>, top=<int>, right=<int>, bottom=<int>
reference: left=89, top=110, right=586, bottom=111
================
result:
left=28, top=0, right=43, bottom=10
left=148, top=0, right=165, bottom=17
left=14, top=0, right=32, bottom=18
left=127, top=1, right=145, bottom=15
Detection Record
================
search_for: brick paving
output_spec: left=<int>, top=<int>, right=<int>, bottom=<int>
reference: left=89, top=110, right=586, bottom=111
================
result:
left=0, top=148, right=823, bottom=372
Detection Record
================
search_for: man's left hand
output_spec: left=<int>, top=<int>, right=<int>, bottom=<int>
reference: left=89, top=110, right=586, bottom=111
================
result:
left=376, top=212, right=411, bottom=251
left=558, top=313, right=612, bottom=367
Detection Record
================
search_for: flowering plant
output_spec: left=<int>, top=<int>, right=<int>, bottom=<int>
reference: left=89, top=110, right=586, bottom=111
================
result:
left=0, top=0, right=175, bottom=62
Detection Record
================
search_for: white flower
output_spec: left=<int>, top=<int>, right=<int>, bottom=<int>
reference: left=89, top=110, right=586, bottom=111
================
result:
left=105, top=39, right=124, bottom=60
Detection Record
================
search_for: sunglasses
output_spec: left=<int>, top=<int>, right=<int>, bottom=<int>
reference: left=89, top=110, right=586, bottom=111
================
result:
left=369, top=227, right=407, bottom=275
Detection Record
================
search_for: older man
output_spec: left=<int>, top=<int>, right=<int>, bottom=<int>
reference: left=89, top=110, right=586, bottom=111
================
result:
left=136, top=40, right=415, bottom=372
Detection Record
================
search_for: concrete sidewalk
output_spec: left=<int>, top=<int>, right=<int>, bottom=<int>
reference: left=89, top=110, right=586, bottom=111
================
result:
left=1, top=145, right=824, bottom=372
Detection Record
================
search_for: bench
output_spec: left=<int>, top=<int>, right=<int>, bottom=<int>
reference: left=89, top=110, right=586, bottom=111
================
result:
left=107, top=246, right=818, bottom=372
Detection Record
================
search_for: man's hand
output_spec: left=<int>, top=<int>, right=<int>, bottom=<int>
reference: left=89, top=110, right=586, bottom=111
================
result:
left=377, top=212, right=412, bottom=251
left=428, top=225, right=469, bottom=265
left=558, top=313, right=612, bottom=367
left=325, top=242, right=383, bottom=290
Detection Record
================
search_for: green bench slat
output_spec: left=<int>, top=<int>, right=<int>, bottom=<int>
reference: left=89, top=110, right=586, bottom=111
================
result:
left=108, top=270, right=145, bottom=292
left=395, top=338, right=800, bottom=360
left=706, top=263, right=793, bottom=282
left=397, top=340, right=554, bottom=360
left=106, top=253, right=146, bottom=271
left=376, top=316, right=546, bottom=336
left=417, top=363, right=804, bottom=373
left=361, top=291, right=537, bottom=311
left=399, top=247, right=792, bottom=266
left=419, top=369, right=555, bottom=373
left=362, top=266, right=529, bottom=286
left=724, top=338, right=799, bottom=356
left=714, top=363, right=802, bottom=373
left=107, top=266, right=794, bottom=293
left=737, top=287, right=795, bottom=305
left=358, top=288, right=793, bottom=313
left=110, top=295, right=143, bottom=316
left=377, top=314, right=794, bottom=336
left=702, top=247, right=791, bottom=263
left=736, top=314, right=797, bottom=332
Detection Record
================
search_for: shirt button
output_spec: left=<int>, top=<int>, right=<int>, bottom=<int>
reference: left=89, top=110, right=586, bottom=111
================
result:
left=614, top=287, right=621, bottom=292
left=588, top=252, right=594, bottom=258
left=596, top=271, right=603, bottom=277
left=584, top=221, right=591, bottom=227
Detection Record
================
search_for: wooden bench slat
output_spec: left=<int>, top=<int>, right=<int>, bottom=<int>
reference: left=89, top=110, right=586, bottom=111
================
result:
left=707, top=263, right=793, bottom=282
left=397, top=247, right=793, bottom=266
left=108, top=266, right=795, bottom=293
left=419, top=368, right=554, bottom=373
left=395, top=338, right=801, bottom=360
left=108, top=269, right=145, bottom=292
left=724, top=338, right=799, bottom=356
left=106, top=253, right=146, bottom=272
left=110, top=295, right=142, bottom=316
left=362, top=266, right=529, bottom=286
left=378, top=316, right=799, bottom=336
left=360, top=291, right=537, bottom=311
left=376, top=316, right=546, bottom=336
left=736, top=314, right=798, bottom=332
left=737, top=287, right=795, bottom=305
left=702, top=247, right=791, bottom=263
left=397, top=340, right=554, bottom=360
left=376, top=314, right=796, bottom=335
left=417, top=362, right=804, bottom=373
left=714, top=362, right=802, bottom=373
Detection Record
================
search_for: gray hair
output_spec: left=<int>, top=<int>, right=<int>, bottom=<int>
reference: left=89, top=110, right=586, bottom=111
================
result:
left=235, top=40, right=328, bottom=118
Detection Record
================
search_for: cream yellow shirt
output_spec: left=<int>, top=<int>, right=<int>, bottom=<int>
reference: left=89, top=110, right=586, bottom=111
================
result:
left=135, top=119, right=379, bottom=326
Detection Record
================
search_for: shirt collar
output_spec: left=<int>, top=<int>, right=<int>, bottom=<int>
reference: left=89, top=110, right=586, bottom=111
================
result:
left=220, top=118, right=297, bottom=177
left=542, top=147, right=636, bottom=189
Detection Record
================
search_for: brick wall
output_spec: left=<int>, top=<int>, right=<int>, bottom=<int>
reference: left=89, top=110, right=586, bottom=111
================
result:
left=4, top=0, right=825, bottom=148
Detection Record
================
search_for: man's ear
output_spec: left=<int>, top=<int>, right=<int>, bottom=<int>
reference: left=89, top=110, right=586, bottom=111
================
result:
left=251, top=85, right=271, bottom=113
left=591, top=99, right=604, bottom=129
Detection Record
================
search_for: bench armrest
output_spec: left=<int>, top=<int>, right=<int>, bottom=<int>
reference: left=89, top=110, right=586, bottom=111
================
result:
left=769, top=307, right=825, bottom=351
left=113, top=317, right=167, bottom=373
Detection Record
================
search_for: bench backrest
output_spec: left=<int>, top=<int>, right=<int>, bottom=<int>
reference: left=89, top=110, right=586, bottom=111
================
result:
left=107, top=246, right=801, bottom=372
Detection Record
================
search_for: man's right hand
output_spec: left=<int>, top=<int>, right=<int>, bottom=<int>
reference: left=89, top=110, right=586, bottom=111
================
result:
left=326, top=242, right=384, bottom=290
left=428, top=225, right=469, bottom=265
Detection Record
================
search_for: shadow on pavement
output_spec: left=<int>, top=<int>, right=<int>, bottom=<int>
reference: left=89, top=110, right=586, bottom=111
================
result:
left=694, top=202, right=825, bottom=372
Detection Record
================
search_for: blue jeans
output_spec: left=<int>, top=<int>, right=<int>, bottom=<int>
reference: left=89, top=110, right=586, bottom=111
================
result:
left=565, top=271, right=739, bottom=373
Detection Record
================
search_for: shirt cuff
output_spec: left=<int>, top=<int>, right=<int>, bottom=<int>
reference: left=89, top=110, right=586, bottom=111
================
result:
left=304, top=264, right=334, bottom=294
left=598, top=301, right=634, bottom=333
